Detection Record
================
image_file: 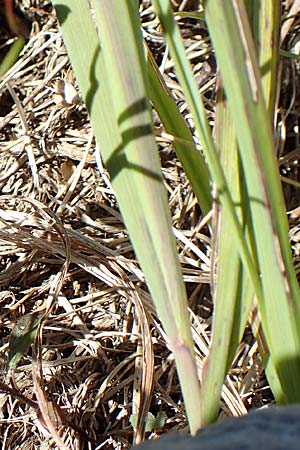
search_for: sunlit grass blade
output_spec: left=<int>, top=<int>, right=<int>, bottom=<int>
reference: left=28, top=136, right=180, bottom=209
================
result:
left=200, top=82, right=255, bottom=424
left=152, top=0, right=263, bottom=306
left=201, top=0, right=283, bottom=423
left=244, top=0, right=285, bottom=404
left=146, top=44, right=212, bottom=215
left=247, top=1, right=281, bottom=117
left=53, top=0, right=202, bottom=434
left=204, top=0, right=300, bottom=402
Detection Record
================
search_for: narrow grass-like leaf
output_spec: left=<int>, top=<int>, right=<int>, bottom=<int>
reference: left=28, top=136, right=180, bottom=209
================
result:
left=0, top=38, right=25, bottom=79
left=152, top=0, right=263, bottom=305
left=53, top=0, right=202, bottom=434
left=200, top=83, right=254, bottom=424
left=204, top=0, right=300, bottom=402
left=146, top=44, right=212, bottom=215
left=245, top=0, right=285, bottom=405
left=280, top=49, right=300, bottom=61
left=201, top=0, right=283, bottom=423
left=247, top=1, right=280, bottom=117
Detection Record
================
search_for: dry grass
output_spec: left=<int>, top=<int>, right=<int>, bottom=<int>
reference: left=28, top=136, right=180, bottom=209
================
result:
left=0, top=1, right=299, bottom=449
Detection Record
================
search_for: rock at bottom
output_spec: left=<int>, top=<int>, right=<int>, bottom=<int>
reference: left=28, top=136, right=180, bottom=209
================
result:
left=131, top=405, right=300, bottom=450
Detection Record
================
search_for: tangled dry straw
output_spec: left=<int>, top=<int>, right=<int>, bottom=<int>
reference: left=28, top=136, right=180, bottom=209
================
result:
left=0, top=1, right=299, bottom=449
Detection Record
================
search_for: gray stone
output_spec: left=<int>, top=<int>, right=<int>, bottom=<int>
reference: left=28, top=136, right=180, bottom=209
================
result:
left=131, top=405, right=300, bottom=449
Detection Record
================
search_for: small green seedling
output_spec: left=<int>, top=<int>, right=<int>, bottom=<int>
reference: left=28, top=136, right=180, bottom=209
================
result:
left=130, top=411, right=167, bottom=433
left=8, top=313, right=41, bottom=369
